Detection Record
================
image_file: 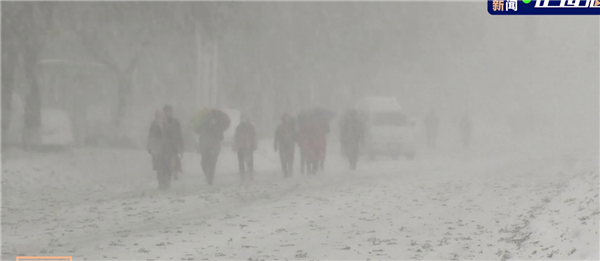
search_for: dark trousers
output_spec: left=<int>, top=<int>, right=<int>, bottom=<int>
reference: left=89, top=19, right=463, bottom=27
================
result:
left=344, top=142, right=359, bottom=170
left=201, top=143, right=221, bottom=185
left=237, top=149, right=254, bottom=180
left=300, top=148, right=318, bottom=175
left=279, top=146, right=295, bottom=177
left=307, top=159, right=319, bottom=175
left=300, top=147, right=307, bottom=174
left=155, top=152, right=177, bottom=189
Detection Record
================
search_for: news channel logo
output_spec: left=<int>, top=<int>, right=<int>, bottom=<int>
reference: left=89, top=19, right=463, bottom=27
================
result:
left=488, top=0, right=600, bottom=15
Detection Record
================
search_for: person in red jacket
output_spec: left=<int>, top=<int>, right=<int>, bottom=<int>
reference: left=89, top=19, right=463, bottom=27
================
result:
left=296, top=109, right=332, bottom=175
left=234, top=114, right=257, bottom=182
left=303, top=115, right=326, bottom=175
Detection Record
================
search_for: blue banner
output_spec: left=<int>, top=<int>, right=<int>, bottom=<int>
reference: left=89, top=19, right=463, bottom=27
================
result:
left=488, top=0, right=600, bottom=15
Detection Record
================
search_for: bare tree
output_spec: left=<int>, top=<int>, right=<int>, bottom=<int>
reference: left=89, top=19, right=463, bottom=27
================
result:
left=68, top=3, right=154, bottom=129
left=2, top=2, right=54, bottom=146
left=1, top=5, right=19, bottom=144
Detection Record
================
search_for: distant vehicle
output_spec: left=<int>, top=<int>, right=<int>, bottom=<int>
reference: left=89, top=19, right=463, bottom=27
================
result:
left=355, top=97, right=417, bottom=160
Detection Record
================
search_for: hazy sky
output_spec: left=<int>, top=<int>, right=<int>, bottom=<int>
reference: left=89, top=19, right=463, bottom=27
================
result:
left=2, top=2, right=598, bottom=148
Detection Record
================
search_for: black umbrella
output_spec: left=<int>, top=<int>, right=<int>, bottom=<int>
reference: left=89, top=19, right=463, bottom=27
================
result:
left=211, top=109, right=231, bottom=133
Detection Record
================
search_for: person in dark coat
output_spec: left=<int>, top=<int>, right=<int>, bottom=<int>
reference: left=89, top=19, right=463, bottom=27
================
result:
left=198, top=108, right=231, bottom=185
left=147, top=109, right=163, bottom=173
left=160, top=105, right=184, bottom=181
left=274, top=113, right=296, bottom=177
left=459, top=112, right=472, bottom=149
left=424, top=109, right=440, bottom=149
left=296, top=112, right=310, bottom=175
left=234, top=114, right=257, bottom=182
left=340, top=109, right=365, bottom=170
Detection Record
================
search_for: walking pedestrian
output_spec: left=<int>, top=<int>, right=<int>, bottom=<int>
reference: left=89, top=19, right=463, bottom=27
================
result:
left=340, top=109, right=365, bottom=170
left=274, top=113, right=296, bottom=177
left=234, top=114, right=257, bottom=182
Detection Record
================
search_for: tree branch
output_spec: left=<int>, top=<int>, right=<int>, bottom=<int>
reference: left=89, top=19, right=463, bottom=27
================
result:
left=125, top=37, right=152, bottom=74
left=76, top=28, right=119, bottom=72
left=73, top=4, right=156, bottom=75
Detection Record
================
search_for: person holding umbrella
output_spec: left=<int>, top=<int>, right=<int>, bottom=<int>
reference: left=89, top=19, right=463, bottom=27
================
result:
left=192, top=107, right=230, bottom=185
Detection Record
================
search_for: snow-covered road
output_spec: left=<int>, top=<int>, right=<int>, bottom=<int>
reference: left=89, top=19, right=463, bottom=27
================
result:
left=2, top=141, right=598, bottom=260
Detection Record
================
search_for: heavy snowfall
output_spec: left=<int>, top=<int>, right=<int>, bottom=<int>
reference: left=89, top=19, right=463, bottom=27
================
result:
left=2, top=2, right=599, bottom=260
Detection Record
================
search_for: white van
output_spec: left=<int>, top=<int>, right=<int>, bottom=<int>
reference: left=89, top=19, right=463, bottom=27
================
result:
left=356, top=97, right=417, bottom=160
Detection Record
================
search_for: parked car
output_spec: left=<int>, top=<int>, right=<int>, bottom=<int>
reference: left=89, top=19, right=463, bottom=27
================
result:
left=356, top=97, right=417, bottom=160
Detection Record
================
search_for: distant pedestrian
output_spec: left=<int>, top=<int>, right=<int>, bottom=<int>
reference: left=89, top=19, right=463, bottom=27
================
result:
left=147, top=110, right=163, bottom=174
left=274, top=113, right=296, bottom=177
left=296, top=112, right=310, bottom=174
left=234, top=114, right=257, bottom=182
left=146, top=105, right=183, bottom=189
left=160, top=105, right=184, bottom=182
left=194, top=108, right=231, bottom=185
left=339, top=109, right=365, bottom=170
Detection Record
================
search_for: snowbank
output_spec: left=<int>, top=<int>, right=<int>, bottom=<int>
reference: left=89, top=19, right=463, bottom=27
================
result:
left=2, top=137, right=597, bottom=260
left=517, top=157, right=599, bottom=260
left=2, top=140, right=281, bottom=198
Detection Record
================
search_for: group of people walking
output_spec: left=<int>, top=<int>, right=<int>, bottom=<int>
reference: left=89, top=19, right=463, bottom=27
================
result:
left=147, top=104, right=474, bottom=189
left=274, top=108, right=361, bottom=176
left=148, top=105, right=232, bottom=188
left=147, top=105, right=365, bottom=189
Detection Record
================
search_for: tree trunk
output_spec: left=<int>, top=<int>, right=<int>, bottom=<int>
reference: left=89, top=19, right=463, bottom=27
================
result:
left=1, top=49, right=17, bottom=144
left=71, top=76, right=88, bottom=146
left=22, top=47, right=42, bottom=147
left=203, top=42, right=211, bottom=107
left=195, top=26, right=203, bottom=111
left=114, top=72, right=133, bottom=128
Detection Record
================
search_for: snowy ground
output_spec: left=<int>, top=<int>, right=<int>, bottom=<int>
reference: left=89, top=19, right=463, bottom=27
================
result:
left=2, top=139, right=598, bottom=260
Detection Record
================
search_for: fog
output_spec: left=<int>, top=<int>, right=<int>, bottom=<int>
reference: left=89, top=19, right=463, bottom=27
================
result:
left=3, top=2, right=597, bottom=152
left=2, top=2, right=599, bottom=260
